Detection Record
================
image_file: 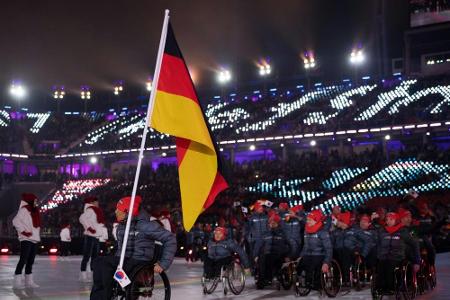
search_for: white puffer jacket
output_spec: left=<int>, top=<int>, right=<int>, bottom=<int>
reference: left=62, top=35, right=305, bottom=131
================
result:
left=60, top=227, right=71, bottom=242
left=98, top=224, right=108, bottom=242
left=12, top=201, right=41, bottom=243
left=79, top=204, right=102, bottom=238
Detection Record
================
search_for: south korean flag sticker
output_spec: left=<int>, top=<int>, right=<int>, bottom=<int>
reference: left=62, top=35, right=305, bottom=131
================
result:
left=114, top=267, right=131, bottom=288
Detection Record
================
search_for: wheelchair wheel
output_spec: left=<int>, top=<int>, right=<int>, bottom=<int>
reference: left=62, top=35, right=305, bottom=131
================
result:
left=111, top=282, right=126, bottom=300
left=370, top=273, right=382, bottom=300
left=321, top=259, right=342, bottom=298
left=394, top=264, right=414, bottom=300
left=404, top=263, right=417, bottom=300
left=294, top=269, right=311, bottom=297
left=416, top=262, right=427, bottom=295
left=126, top=266, right=170, bottom=300
left=352, top=261, right=366, bottom=291
left=201, top=275, right=220, bottom=294
left=222, top=275, right=228, bottom=295
left=280, top=263, right=294, bottom=290
left=427, top=264, right=436, bottom=289
left=227, top=261, right=245, bottom=295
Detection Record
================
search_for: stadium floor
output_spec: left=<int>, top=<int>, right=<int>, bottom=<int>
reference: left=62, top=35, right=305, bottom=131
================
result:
left=0, top=253, right=448, bottom=300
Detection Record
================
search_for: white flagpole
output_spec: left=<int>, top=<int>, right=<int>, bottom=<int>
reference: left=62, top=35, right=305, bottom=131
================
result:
left=118, top=9, right=170, bottom=270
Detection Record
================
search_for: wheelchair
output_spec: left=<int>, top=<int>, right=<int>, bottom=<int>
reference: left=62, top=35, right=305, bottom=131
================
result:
left=416, top=248, right=437, bottom=294
left=349, top=253, right=370, bottom=291
left=371, top=261, right=416, bottom=300
left=279, top=259, right=298, bottom=290
left=111, top=264, right=171, bottom=300
left=201, top=257, right=246, bottom=295
left=294, top=258, right=342, bottom=298
left=111, top=242, right=170, bottom=300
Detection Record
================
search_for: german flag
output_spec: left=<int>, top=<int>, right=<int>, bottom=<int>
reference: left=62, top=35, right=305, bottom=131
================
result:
left=149, top=22, right=228, bottom=231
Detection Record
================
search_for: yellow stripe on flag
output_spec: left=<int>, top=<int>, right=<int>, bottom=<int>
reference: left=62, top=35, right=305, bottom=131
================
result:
left=178, top=141, right=217, bottom=230
left=151, top=91, right=214, bottom=151
left=150, top=90, right=219, bottom=230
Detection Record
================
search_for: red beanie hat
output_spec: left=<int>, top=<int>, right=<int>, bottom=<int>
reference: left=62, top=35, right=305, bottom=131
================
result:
left=22, top=193, right=37, bottom=205
left=279, top=202, right=289, bottom=210
left=269, top=214, right=281, bottom=223
left=116, top=196, right=142, bottom=217
left=386, top=212, right=400, bottom=222
left=84, top=196, right=98, bottom=204
left=290, top=205, right=304, bottom=214
left=267, top=209, right=277, bottom=218
left=253, top=201, right=264, bottom=211
left=308, top=209, right=324, bottom=222
left=337, top=211, right=352, bottom=226
left=214, top=226, right=228, bottom=237
left=398, top=208, right=411, bottom=219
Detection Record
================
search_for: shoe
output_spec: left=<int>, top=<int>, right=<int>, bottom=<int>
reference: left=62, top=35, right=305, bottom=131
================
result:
left=24, top=274, right=40, bottom=288
left=13, top=275, right=25, bottom=289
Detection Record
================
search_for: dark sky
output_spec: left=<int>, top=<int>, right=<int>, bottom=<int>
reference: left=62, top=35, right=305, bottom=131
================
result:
left=0, top=0, right=409, bottom=108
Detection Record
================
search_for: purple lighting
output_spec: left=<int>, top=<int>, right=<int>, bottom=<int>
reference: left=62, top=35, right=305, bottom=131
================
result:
left=234, top=149, right=275, bottom=164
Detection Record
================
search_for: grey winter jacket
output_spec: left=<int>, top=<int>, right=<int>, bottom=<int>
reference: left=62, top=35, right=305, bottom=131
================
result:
left=245, top=213, right=269, bottom=242
left=207, top=239, right=250, bottom=268
left=116, top=211, right=177, bottom=270
left=377, top=227, right=420, bottom=264
left=301, top=228, right=333, bottom=264
left=281, top=217, right=302, bottom=243
left=341, top=226, right=374, bottom=258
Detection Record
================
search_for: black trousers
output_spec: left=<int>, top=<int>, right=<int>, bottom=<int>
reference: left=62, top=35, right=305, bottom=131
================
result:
left=203, top=256, right=232, bottom=278
left=90, top=256, right=149, bottom=300
left=365, top=247, right=377, bottom=270
left=296, top=255, right=324, bottom=289
left=15, top=241, right=37, bottom=275
left=81, top=236, right=99, bottom=271
left=376, top=259, right=403, bottom=292
left=336, top=248, right=353, bottom=283
left=421, top=237, right=436, bottom=265
left=60, top=241, right=71, bottom=256
left=258, top=253, right=285, bottom=284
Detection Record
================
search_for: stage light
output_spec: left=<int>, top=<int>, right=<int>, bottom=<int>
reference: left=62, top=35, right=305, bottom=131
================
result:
left=217, top=69, right=232, bottom=84
left=249, top=144, right=256, bottom=151
left=81, top=86, right=91, bottom=99
left=258, top=64, right=271, bottom=76
left=162, top=152, right=167, bottom=157
left=10, top=82, right=26, bottom=99
left=349, top=48, right=365, bottom=65
left=146, top=78, right=152, bottom=91
left=89, top=156, right=98, bottom=164
left=53, top=86, right=65, bottom=99
left=426, top=132, right=430, bottom=136
left=114, top=81, right=123, bottom=95
left=303, top=51, right=316, bottom=69
left=49, top=248, right=58, bottom=254
left=384, top=134, right=391, bottom=140
left=0, top=248, right=8, bottom=254
left=310, top=140, right=317, bottom=146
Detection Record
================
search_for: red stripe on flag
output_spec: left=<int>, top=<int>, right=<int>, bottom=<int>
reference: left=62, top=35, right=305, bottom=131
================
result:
left=203, top=172, right=228, bottom=210
left=175, top=138, right=191, bottom=167
left=157, top=53, right=199, bottom=104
